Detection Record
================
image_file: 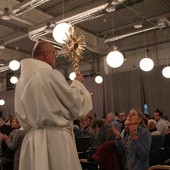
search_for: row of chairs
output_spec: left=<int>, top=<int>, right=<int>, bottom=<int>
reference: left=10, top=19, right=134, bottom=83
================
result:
left=75, top=134, right=170, bottom=170
left=75, top=136, right=121, bottom=170
left=150, top=134, right=170, bottom=166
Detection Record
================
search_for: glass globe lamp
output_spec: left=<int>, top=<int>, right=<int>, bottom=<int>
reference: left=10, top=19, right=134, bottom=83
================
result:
left=69, top=72, right=76, bottom=81
left=162, top=66, right=170, bottom=78
left=53, top=23, right=71, bottom=44
left=95, top=75, right=103, bottom=84
left=10, top=76, right=18, bottom=84
left=0, top=99, right=5, bottom=106
left=106, top=50, right=124, bottom=68
left=9, top=60, right=20, bottom=71
left=139, top=57, right=154, bottom=71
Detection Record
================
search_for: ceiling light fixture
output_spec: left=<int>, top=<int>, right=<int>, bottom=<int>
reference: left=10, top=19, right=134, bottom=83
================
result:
left=157, top=18, right=166, bottom=29
left=12, top=0, right=50, bottom=16
left=53, top=0, right=72, bottom=44
left=53, top=23, right=72, bottom=44
left=1, top=7, right=11, bottom=20
left=162, top=33, right=170, bottom=78
left=106, top=46, right=124, bottom=68
left=0, top=45, right=5, bottom=50
left=162, top=66, right=170, bottom=78
left=69, top=72, right=76, bottom=81
left=9, top=60, right=20, bottom=71
left=95, top=75, right=103, bottom=84
left=10, top=76, right=18, bottom=84
left=105, top=3, right=116, bottom=13
left=139, top=57, right=154, bottom=72
left=134, top=16, right=143, bottom=29
left=140, top=31, right=154, bottom=72
left=134, top=21, right=143, bottom=29
left=0, top=99, right=5, bottom=106
left=116, top=0, right=125, bottom=2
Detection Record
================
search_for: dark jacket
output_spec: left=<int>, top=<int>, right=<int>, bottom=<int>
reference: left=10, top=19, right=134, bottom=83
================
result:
left=91, top=141, right=121, bottom=170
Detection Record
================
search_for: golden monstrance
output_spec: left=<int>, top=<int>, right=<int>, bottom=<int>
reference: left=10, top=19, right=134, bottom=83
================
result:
left=61, top=26, right=86, bottom=75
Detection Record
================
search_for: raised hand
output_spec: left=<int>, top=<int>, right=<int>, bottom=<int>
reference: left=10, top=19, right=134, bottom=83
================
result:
left=112, top=125, right=121, bottom=138
left=75, top=74, right=84, bottom=84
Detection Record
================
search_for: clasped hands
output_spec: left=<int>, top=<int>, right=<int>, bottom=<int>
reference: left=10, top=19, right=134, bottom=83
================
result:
left=1, top=134, right=11, bottom=142
left=112, top=124, right=138, bottom=139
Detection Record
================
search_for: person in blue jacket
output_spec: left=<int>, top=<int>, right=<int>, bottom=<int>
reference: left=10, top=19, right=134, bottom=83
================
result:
left=112, top=108, right=151, bottom=170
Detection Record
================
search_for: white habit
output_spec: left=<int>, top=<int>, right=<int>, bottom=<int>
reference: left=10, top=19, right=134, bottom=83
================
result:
left=15, top=58, right=92, bottom=170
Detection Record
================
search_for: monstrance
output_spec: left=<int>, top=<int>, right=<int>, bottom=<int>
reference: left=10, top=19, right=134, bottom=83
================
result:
left=61, top=26, right=86, bottom=75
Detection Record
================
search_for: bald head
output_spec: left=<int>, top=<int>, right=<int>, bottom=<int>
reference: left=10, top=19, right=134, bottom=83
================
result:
left=32, top=41, right=56, bottom=68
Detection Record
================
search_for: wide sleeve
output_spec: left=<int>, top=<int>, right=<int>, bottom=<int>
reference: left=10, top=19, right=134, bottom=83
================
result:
left=45, top=70, right=93, bottom=118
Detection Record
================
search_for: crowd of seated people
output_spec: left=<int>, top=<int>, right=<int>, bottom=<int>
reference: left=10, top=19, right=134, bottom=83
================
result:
left=0, top=108, right=169, bottom=170
left=75, top=108, right=170, bottom=170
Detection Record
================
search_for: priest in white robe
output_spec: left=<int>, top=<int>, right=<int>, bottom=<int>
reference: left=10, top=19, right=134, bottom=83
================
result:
left=15, top=41, right=93, bottom=170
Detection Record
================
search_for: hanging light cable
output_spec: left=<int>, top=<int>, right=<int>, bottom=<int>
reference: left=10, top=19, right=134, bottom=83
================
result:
left=53, top=0, right=72, bottom=44
left=0, top=74, right=5, bottom=106
left=139, top=28, right=154, bottom=72
left=9, top=46, right=20, bottom=71
left=139, top=48, right=154, bottom=71
left=162, top=32, right=170, bottom=78
left=106, top=12, right=124, bottom=68
left=95, top=58, right=103, bottom=84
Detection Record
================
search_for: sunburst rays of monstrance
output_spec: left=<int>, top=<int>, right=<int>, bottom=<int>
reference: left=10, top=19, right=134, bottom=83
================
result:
left=61, top=26, right=86, bottom=75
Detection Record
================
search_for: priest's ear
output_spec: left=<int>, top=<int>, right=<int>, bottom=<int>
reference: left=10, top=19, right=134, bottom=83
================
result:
left=43, top=51, right=50, bottom=60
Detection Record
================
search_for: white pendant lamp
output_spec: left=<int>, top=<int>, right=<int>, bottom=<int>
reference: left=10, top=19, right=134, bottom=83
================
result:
left=0, top=99, right=5, bottom=106
left=69, top=72, right=76, bottom=81
left=139, top=57, right=154, bottom=72
left=10, top=76, right=18, bottom=84
left=162, top=66, right=170, bottom=78
left=53, top=23, right=71, bottom=44
left=95, top=75, right=103, bottom=84
left=9, top=60, right=20, bottom=71
left=162, top=35, right=170, bottom=78
left=106, top=48, right=124, bottom=68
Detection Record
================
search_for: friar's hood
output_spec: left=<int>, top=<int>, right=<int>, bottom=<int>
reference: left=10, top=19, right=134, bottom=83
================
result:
left=19, top=58, right=52, bottom=84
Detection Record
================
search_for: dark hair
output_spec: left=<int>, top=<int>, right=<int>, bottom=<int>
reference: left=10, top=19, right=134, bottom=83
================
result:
left=91, top=119, right=104, bottom=129
left=143, top=114, right=149, bottom=119
left=73, top=119, right=80, bottom=128
left=154, top=108, right=163, bottom=117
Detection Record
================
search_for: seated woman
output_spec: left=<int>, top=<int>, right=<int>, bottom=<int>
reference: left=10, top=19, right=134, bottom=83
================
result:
left=2, top=118, right=28, bottom=170
left=81, top=115, right=94, bottom=145
left=91, top=118, right=115, bottom=150
left=112, top=108, right=151, bottom=170
left=3, top=127, right=28, bottom=170
left=2, top=117, right=21, bottom=170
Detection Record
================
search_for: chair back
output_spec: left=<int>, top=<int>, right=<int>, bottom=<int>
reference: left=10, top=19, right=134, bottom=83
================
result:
left=163, top=133, right=170, bottom=161
left=150, top=135, right=165, bottom=166
left=75, top=136, right=91, bottom=153
left=151, top=135, right=163, bottom=151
